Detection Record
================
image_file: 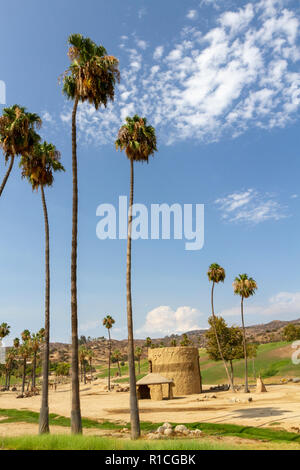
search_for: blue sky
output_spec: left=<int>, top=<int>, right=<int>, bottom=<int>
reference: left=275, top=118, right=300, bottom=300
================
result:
left=1, top=0, right=300, bottom=343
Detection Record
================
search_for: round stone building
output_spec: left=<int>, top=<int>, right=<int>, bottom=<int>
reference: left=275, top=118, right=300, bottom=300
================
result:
left=148, top=347, right=201, bottom=396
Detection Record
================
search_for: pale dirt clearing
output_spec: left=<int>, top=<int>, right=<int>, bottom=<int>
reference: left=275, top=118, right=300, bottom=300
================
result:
left=0, top=379, right=300, bottom=434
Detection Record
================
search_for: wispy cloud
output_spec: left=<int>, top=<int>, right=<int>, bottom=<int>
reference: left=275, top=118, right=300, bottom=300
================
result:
left=186, top=9, right=198, bottom=20
left=221, top=291, right=300, bottom=318
left=215, top=189, right=287, bottom=224
left=136, top=306, right=202, bottom=337
left=59, top=0, right=300, bottom=147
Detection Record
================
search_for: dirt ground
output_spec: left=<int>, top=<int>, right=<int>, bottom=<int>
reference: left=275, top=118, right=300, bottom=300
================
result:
left=0, top=378, right=300, bottom=436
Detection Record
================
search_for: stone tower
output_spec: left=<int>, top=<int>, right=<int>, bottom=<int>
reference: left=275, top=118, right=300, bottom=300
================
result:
left=148, top=347, right=201, bottom=396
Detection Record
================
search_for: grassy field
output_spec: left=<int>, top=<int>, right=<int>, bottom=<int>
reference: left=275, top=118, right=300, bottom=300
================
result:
left=0, top=435, right=270, bottom=450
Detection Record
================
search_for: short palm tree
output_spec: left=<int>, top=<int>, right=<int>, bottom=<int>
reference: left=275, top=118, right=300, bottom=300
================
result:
left=103, top=315, right=115, bottom=391
left=79, top=346, right=88, bottom=384
left=86, top=349, right=94, bottom=380
left=0, top=323, right=10, bottom=342
left=112, top=349, right=122, bottom=376
left=20, top=141, right=64, bottom=433
left=0, top=105, right=41, bottom=198
left=233, top=274, right=257, bottom=393
left=62, top=34, right=119, bottom=434
left=19, top=341, right=31, bottom=395
left=207, top=263, right=235, bottom=391
left=135, top=347, right=142, bottom=375
left=13, top=337, right=20, bottom=349
left=116, top=115, right=157, bottom=439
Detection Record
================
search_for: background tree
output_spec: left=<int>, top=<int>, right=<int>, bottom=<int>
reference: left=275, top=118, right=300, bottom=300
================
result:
left=283, top=324, right=300, bottom=341
left=207, top=263, right=235, bottom=391
left=78, top=346, right=88, bottom=384
left=170, top=338, right=177, bottom=347
left=180, top=334, right=191, bottom=347
left=0, top=105, right=41, bottom=198
left=233, top=274, right=258, bottom=393
left=0, top=323, right=10, bottom=343
left=112, top=349, right=122, bottom=376
left=145, top=337, right=152, bottom=351
left=135, top=347, right=142, bottom=375
left=62, top=34, right=119, bottom=434
left=116, top=115, right=157, bottom=439
left=103, top=315, right=115, bottom=391
left=19, top=341, right=31, bottom=395
left=20, top=141, right=64, bottom=434
left=86, top=349, right=94, bottom=380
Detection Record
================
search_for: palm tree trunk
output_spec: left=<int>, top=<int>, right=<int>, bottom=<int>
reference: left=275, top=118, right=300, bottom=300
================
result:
left=32, top=352, right=36, bottom=389
left=0, top=155, right=15, bottom=198
left=90, top=359, right=93, bottom=380
left=117, top=359, right=121, bottom=376
left=127, top=157, right=140, bottom=439
left=240, top=297, right=249, bottom=393
left=22, top=358, right=26, bottom=395
left=211, top=282, right=235, bottom=391
left=252, top=357, right=256, bottom=381
left=108, top=330, right=111, bottom=391
left=83, top=360, right=86, bottom=385
left=70, top=96, right=82, bottom=434
left=230, top=360, right=234, bottom=386
left=39, top=186, right=50, bottom=434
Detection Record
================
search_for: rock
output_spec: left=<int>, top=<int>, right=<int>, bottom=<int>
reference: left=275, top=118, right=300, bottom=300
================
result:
left=191, top=429, right=202, bottom=436
left=248, top=397, right=253, bottom=402
left=164, top=428, right=174, bottom=436
left=162, top=422, right=172, bottom=430
left=292, top=378, right=300, bottom=383
left=175, top=424, right=188, bottom=433
left=157, top=426, right=165, bottom=434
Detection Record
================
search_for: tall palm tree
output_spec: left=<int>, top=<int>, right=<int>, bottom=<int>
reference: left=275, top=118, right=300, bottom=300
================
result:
left=103, top=315, right=115, bottom=391
left=207, top=263, right=235, bottom=391
left=0, top=105, right=41, bottom=198
left=62, top=34, right=119, bottom=434
left=233, top=274, right=258, bottom=393
left=5, top=347, right=17, bottom=390
left=116, top=115, right=157, bottom=439
left=20, top=141, right=64, bottom=433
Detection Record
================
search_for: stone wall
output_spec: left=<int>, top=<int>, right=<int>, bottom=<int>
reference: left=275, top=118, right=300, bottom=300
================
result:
left=148, top=347, right=201, bottom=396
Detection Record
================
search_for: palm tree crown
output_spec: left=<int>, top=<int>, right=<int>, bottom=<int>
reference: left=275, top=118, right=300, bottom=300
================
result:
left=20, top=141, right=64, bottom=190
left=103, top=315, right=115, bottom=330
left=233, top=274, right=258, bottom=298
left=207, top=263, right=226, bottom=283
left=0, top=105, right=41, bottom=160
left=115, top=115, right=157, bottom=162
left=0, top=323, right=10, bottom=340
left=62, top=34, right=120, bottom=109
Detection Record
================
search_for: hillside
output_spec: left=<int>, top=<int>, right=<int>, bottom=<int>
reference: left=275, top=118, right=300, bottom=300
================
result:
left=49, top=317, right=300, bottom=365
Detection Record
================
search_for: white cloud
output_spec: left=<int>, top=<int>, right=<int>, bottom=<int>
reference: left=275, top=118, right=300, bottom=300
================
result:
left=186, top=9, right=198, bottom=20
left=138, top=7, right=147, bottom=20
left=59, top=0, right=300, bottom=147
left=136, top=306, right=202, bottom=337
left=153, top=45, right=164, bottom=60
left=215, top=189, right=287, bottom=224
left=42, top=111, right=54, bottom=123
left=221, top=291, right=300, bottom=318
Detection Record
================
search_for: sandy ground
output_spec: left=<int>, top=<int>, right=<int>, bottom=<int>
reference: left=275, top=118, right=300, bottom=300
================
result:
left=0, top=379, right=300, bottom=436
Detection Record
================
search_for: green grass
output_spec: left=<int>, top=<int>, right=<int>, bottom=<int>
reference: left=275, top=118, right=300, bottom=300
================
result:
left=1, top=408, right=300, bottom=447
left=199, top=341, right=300, bottom=384
left=0, top=409, right=123, bottom=430
left=0, top=435, right=253, bottom=450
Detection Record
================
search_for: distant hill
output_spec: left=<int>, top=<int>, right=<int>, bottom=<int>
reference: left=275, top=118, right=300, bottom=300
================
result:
left=49, top=317, right=300, bottom=365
